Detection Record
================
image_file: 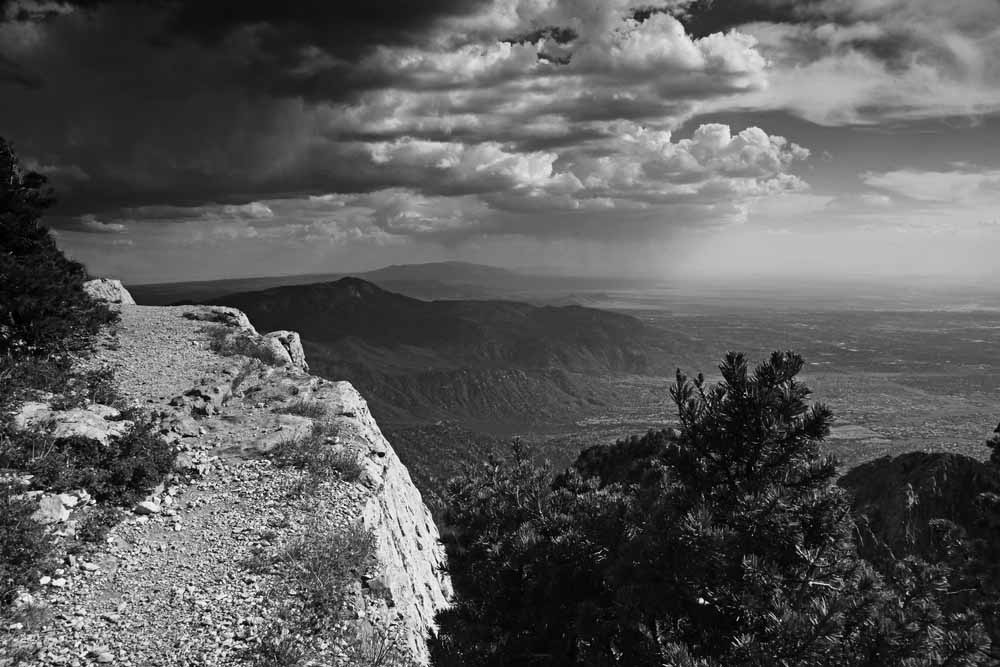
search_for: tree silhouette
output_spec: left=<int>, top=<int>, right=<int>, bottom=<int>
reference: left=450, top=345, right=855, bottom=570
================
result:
left=0, top=137, right=112, bottom=356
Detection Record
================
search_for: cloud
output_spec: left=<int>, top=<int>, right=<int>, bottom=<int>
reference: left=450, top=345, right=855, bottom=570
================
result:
left=864, top=168, right=1000, bottom=203
left=706, top=0, right=1000, bottom=124
left=75, top=214, right=126, bottom=233
left=1, top=0, right=835, bottom=284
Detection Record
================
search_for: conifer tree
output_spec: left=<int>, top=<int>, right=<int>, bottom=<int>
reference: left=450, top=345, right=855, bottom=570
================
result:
left=0, top=137, right=112, bottom=356
left=432, top=352, right=989, bottom=666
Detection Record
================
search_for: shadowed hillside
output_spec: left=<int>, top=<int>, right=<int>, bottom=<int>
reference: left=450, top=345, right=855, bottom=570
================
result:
left=206, top=278, right=687, bottom=426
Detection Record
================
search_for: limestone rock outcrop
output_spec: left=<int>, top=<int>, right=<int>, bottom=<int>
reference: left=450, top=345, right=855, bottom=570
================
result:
left=263, top=330, right=308, bottom=371
left=13, top=401, right=132, bottom=445
left=181, top=306, right=310, bottom=373
left=259, top=377, right=451, bottom=662
left=83, top=278, right=136, bottom=305
left=40, top=280, right=449, bottom=662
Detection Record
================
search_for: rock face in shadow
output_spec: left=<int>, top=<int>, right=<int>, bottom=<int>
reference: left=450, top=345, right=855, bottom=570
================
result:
left=839, top=451, right=1000, bottom=560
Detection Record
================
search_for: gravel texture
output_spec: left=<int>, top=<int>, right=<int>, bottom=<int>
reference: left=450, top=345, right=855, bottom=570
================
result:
left=3, top=305, right=389, bottom=666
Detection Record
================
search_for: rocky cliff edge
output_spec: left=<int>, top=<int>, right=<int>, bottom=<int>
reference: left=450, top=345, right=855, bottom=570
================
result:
left=4, top=280, right=450, bottom=666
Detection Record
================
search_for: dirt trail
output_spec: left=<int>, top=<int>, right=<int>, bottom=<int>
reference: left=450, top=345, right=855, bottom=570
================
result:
left=12, top=305, right=372, bottom=666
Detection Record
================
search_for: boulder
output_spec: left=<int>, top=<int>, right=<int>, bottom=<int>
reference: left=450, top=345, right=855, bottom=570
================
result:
left=135, top=501, right=161, bottom=515
left=184, top=306, right=257, bottom=334
left=255, top=336, right=294, bottom=367
left=263, top=331, right=309, bottom=372
left=165, top=415, right=200, bottom=437
left=14, top=402, right=132, bottom=445
left=32, top=494, right=72, bottom=524
left=83, top=278, right=136, bottom=305
left=170, top=384, right=231, bottom=417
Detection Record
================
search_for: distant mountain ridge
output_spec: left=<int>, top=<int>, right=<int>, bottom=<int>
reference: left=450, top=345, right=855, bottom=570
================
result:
left=204, top=277, right=681, bottom=425
left=128, top=261, right=657, bottom=306
left=356, top=261, right=522, bottom=284
left=207, top=277, right=665, bottom=374
left=128, top=262, right=528, bottom=305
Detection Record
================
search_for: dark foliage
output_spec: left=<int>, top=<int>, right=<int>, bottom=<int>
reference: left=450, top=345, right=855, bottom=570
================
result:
left=0, top=483, right=55, bottom=605
left=0, top=137, right=115, bottom=357
left=75, top=505, right=125, bottom=545
left=1, top=419, right=174, bottom=506
left=433, top=351, right=990, bottom=666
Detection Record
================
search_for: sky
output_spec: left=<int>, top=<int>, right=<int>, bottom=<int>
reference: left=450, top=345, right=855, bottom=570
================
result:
left=2, top=0, right=1000, bottom=284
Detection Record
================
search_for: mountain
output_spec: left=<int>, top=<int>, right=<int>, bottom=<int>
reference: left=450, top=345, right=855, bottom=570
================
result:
left=128, top=262, right=659, bottom=306
left=128, top=262, right=525, bottom=305
left=205, top=278, right=682, bottom=426
left=359, top=261, right=522, bottom=284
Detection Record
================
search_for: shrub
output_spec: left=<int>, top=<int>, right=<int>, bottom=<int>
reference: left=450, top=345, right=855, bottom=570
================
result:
left=3, top=420, right=173, bottom=506
left=231, top=359, right=264, bottom=395
left=0, top=138, right=116, bottom=357
left=75, top=505, right=125, bottom=545
left=250, top=611, right=311, bottom=667
left=274, top=399, right=327, bottom=419
left=271, top=423, right=364, bottom=486
left=0, top=483, right=55, bottom=605
left=352, top=622, right=418, bottom=667
left=0, top=355, right=73, bottom=414
left=275, top=520, right=374, bottom=614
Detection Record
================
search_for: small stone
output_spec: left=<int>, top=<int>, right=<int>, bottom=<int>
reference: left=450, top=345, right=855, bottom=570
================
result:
left=134, top=501, right=161, bottom=515
left=39, top=575, right=51, bottom=586
left=50, top=577, right=67, bottom=588
left=95, top=652, right=114, bottom=663
left=81, top=562, right=99, bottom=572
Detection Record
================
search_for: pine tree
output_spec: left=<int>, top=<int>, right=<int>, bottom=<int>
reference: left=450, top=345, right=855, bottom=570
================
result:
left=0, top=137, right=113, bottom=356
left=432, top=352, right=989, bottom=666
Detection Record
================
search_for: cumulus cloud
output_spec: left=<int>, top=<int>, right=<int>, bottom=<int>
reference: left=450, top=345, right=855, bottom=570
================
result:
left=714, top=0, right=1000, bottom=124
left=0, top=0, right=838, bottom=279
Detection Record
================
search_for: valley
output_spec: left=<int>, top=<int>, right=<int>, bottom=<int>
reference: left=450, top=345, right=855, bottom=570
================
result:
left=159, top=265, right=1000, bottom=512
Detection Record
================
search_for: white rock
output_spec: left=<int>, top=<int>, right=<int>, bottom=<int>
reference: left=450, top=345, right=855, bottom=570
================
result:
left=134, top=501, right=162, bottom=516
left=13, top=402, right=131, bottom=445
left=263, top=330, right=309, bottom=372
left=32, top=494, right=71, bottom=524
left=83, top=278, right=136, bottom=305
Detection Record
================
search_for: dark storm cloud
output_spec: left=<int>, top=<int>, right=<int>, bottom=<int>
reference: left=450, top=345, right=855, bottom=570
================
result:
left=678, top=0, right=802, bottom=37
left=0, top=0, right=493, bottom=99
left=165, top=0, right=491, bottom=56
left=0, top=51, right=40, bottom=87
left=19, top=0, right=994, bottom=261
left=0, top=0, right=492, bottom=55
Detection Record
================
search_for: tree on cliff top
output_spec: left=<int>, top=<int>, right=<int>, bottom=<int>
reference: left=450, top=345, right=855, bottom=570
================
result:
left=0, top=137, right=113, bottom=357
left=432, top=351, right=988, bottom=666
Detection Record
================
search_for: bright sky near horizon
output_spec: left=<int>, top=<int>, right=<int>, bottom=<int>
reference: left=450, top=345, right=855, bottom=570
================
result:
left=2, top=0, right=1000, bottom=283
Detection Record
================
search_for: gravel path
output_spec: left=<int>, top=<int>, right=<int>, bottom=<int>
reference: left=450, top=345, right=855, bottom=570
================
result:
left=7, top=305, right=376, bottom=666
left=83, top=306, right=237, bottom=407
